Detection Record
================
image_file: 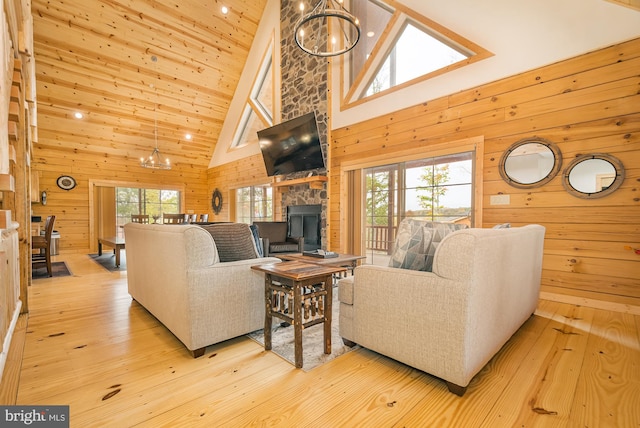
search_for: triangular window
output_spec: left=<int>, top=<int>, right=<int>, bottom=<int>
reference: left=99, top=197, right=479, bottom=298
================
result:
left=365, top=22, right=470, bottom=96
left=231, top=47, right=275, bottom=149
left=345, top=1, right=492, bottom=105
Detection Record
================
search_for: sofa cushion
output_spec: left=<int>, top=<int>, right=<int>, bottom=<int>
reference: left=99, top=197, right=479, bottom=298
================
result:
left=338, top=276, right=355, bottom=305
left=198, top=223, right=259, bottom=262
left=389, top=219, right=468, bottom=272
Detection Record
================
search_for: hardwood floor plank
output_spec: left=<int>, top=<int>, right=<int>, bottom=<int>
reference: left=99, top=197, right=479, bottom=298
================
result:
left=395, top=299, right=562, bottom=427
left=476, top=303, right=596, bottom=427
left=570, top=309, right=640, bottom=426
left=71, top=340, right=291, bottom=427
left=165, top=350, right=388, bottom=427
left=0, top=315, right=28, bottom=405
left=10, top=254, right=640, bottom=427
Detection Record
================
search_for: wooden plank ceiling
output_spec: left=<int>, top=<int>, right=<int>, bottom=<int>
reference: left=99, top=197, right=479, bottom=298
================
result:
left=31, top=0, right=267, bottom=167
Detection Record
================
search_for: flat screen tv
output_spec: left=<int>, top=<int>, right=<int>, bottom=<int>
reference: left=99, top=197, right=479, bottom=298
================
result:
left=257, top=112, right=325, bottom=177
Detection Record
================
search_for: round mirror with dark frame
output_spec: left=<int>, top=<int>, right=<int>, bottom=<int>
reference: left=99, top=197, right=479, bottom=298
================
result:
left=499, top=137, right=562, bottom=189
left=562, top=153, right=624, bottom=199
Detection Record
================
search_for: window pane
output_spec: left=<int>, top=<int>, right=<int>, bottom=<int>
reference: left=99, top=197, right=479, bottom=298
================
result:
left=254, top=57, right=273, bottom=122
left=115, top=187, right=181, bottom=236
left=350, top=0, right=394, bottom=87
left=396, top=23, right=468, bottom=84
left=364, top=151, right=474, bottom=266
left=235, top=185, right=273, bottom=223
left=231, top=107, right=264, bottom=149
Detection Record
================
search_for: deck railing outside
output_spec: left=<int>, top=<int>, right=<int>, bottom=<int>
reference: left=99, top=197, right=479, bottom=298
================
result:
left=365, top=225, right=396, bottom=254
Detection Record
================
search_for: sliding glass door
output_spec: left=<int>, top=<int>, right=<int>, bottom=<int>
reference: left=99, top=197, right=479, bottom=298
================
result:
left=115, top=187, right=181, bottom=236
left=364, top=151, right=474, bottom=266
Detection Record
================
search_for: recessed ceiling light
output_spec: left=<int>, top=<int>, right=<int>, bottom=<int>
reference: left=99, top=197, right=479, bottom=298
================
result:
left=74, top=112, right=84, bottom=119
left=221, top=6, right=229, bottom=14
left=367, top=31, right=375, bottom=38
left=185, top=133, right=192, bottom=140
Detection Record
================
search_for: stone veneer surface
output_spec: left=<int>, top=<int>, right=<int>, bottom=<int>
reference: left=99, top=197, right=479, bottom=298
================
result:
left=279, top=0, right=329, bottom=248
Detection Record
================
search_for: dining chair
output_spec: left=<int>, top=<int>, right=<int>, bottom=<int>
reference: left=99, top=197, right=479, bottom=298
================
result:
left=131, top=214, right=150, bottom=224
left=162, top=213, right=186, bottom=224
left=32, top=215, right=56, bottom=277
left=199, top=214, right=209, bottom=222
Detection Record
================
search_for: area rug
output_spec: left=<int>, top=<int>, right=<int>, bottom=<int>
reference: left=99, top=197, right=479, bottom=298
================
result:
left=32, top=261, right=72, bottom=279
left=88, top=252, right=127, bottom=272
left=247, top=292, right=358, bottom=371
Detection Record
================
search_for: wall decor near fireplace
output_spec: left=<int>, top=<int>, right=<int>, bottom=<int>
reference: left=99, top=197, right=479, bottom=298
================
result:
left=562, top=153, right=625, bottom=199
left=499, top=137, right=562, bottom=189
left=211, top=188, right=223, bottom=214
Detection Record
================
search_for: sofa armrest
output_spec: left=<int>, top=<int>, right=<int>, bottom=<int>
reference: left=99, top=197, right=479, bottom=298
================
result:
left=341, top=264, right=477, bottom=386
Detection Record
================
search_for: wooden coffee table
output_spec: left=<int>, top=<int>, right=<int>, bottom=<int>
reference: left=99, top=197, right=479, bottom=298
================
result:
left=251, top=261, right=346, bottom=368
left=277, top=252, right=365, bottom=271
left=98, top=236, right=125, bottom=267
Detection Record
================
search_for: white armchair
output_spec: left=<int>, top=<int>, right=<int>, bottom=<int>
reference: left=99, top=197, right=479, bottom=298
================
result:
left=338, top=224, right=545, bottom=395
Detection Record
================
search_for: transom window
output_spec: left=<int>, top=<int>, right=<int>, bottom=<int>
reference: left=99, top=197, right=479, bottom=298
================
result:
left=365, top=22, right=471, bottom=96
left=345, top=0, right=490, bottom=105
left=230, top=48, right=274, bottom=149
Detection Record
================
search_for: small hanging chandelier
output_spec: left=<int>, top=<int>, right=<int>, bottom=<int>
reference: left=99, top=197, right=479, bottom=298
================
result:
left=141, top=56, right=171, bottom=170
left=294, top=0, right=361, bottom=57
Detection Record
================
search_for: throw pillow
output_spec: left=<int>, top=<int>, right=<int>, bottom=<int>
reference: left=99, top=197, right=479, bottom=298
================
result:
left=424, top=222, right=468, bottom=271
left=199, top=223, right=258, bottom=262
left=249, top=224, right=264, bottom=257
left=388, top=219, right=433, bottom=271
left=492, top=223, right=511, bottom=229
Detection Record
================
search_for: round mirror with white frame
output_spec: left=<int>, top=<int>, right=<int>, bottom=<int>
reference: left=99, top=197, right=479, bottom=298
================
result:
left=499, top=137, right=562, bottom=189
left=562, top=153, right=624, bottom=199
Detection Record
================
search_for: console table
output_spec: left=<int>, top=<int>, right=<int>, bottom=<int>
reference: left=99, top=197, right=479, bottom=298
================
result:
left=251, top=261, right=346, bottom=368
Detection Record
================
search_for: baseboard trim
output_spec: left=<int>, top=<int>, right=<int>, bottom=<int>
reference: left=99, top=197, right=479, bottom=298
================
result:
left=0, top=301, right=23, bottom=392
left=540, top=291, right=640, bottom=315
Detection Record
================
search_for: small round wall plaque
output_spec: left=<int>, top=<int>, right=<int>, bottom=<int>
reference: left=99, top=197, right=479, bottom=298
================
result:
left=56, top=175, right=77, bottom=191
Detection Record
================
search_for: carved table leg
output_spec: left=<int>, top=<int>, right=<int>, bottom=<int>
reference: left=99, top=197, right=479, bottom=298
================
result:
left=324, top=274, right=332, bottom=355
left=293, top=281, right=303, bottom=368
left=264, top=274, right=272, bottom=351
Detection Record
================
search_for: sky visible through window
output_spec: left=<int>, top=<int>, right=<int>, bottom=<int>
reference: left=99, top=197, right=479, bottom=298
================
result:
left=404, top=158, right=472, bottom=212
left=367, top=22, right=470, bottom=96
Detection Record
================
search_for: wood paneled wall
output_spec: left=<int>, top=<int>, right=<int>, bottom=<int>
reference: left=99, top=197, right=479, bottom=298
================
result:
left=207, top=154, right=271, bottom=222
left=31, top=150, right=210, bottom=253
left=329, top=38, right=640, bottom=306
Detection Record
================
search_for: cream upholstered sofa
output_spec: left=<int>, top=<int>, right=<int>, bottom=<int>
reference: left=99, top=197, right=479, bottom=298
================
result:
left=338, top=224, right=545, bottom=396
left=124, top=222, right=281, bottom=357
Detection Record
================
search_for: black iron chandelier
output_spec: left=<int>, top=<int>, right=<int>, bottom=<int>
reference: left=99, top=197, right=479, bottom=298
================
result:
left=294, top=0, right=361, bottom=57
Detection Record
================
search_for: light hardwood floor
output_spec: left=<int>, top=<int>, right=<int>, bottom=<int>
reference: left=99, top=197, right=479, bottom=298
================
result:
left=1, top=253, right=639, bottom=427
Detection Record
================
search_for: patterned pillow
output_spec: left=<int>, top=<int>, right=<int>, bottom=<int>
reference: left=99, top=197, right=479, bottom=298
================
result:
left=492, top=223, right=511, bottom=229
left=198, top=223, right=258, bottom=262
left=249, top=224, right=263, bottom=257
left=388, top=219, right=433, bottom=271
left=389, top=219, right=468, bottom=272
